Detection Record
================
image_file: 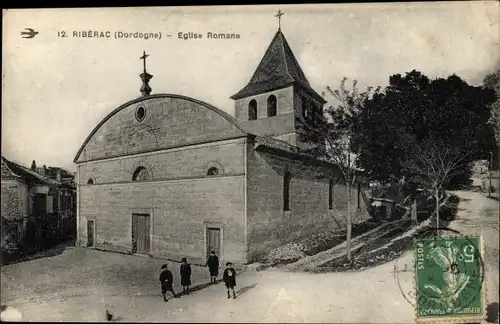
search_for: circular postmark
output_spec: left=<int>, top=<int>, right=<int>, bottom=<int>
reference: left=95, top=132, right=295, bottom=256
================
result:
left=395, top=226, right=485, bottom=318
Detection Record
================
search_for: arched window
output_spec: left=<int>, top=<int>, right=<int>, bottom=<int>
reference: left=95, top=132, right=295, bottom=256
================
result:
left=283, top=171, right=291, bottom=211
left=87, top=178, right=94, bottom=185
left=328, top=179, right=334, bottom=210
left=248, top=99, right=257, bottom=120
left=132, top=166, right=150, bottom=181
left=207, top=167, right=220, bottom=176
left=302, top=99, right=312, bottom=120
left=302, top=97, right=308, bottom=118
left=267, top=95, right=277, bottom=117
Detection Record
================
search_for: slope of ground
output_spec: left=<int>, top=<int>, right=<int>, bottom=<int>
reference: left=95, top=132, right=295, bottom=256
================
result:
left=315, top=194, right=460, bottom=272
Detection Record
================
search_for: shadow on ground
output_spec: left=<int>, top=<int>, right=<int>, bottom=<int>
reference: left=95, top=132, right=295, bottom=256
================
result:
left=2, top=244, right=73, bottom=266
left=486, top=302, right=499, bottom=323
left=173, top=276, right=256, bottom=299
left=236, top=283, right=257, bottom=297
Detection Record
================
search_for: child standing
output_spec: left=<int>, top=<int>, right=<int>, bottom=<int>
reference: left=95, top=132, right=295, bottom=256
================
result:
left=223, top=262, right=237, bottom=299
left=206, top=251, right=219, bottom=283
left=180, top=258, right=192, bottom=295
left=159, top=264, right=178, bottom=302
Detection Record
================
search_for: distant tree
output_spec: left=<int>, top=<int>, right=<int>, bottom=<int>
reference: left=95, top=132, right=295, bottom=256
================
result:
left=298, top=77, right=378, bottom=261
left=358, top=70, right=497, bottom=186
left=483, top=66, right=500, bottom=196
left=484, top=67, right=500, bottom=144
left=484, top=67, right=500, bottom=169
left=401, top=136, right=471, bottom=233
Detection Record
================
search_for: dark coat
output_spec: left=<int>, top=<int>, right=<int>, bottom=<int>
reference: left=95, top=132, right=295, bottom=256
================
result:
left=159, top=269, right=174, bottom=289
left=207, top=255, right=219, bottom=275
left=180, top=263, right=192, bottom=286
left=223, top=268, right=236, bottom=288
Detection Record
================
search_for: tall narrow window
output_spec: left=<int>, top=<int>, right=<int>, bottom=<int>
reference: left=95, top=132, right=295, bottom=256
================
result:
left=267, top=95, right=277, bottom=117
left=302, top=97, right=309, bottom=119
left=357, top=182, right=361, bottom=210
left=248, top=99, right=257, bottom=120
left=283, top=171, right=291, bottom=211
left=328, top=179, right=334, bottom=210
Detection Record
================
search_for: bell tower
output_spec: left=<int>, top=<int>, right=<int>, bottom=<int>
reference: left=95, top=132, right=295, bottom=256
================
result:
left=230, top=10, right=326, bottom=148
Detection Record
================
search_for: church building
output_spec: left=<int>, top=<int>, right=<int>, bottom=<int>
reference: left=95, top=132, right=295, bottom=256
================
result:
left=74, top=21, right=369, bottom=264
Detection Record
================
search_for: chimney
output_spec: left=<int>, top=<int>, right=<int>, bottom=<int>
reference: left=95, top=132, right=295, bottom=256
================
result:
left=37, top=165, right=47, bottom=176
left=31, top=160, right=36, bottom=171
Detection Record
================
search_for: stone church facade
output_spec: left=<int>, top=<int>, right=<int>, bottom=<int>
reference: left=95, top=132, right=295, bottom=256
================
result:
left=74, top=29, right=369, bottom=264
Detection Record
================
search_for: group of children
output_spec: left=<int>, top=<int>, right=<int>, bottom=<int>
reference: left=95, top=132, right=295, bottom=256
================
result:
left=158, top=251, right=237, bottom=302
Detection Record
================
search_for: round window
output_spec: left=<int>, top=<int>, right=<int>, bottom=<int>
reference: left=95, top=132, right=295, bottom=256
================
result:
left=136, top=106, right=146, bottom=122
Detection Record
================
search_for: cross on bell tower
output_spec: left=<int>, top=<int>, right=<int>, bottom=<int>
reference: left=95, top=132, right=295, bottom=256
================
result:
left=139, top=50, right=153, bottom=97
left=275, top=9, right=284, bottom=31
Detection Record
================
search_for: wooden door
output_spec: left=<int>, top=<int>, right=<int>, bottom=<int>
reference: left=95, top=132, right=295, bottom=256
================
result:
left=132, top=214, right=150, bottom=253
left=206, top=227, right=221, bottom=259
left=32, top=194, right=47, bottom=219
left=87, top=220, right=95, bottom=247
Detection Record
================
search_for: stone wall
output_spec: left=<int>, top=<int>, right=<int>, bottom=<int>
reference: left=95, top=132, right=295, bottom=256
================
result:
left=1, top=180, right=20, bottom=221
left=77, top=138, right=248, bottom=264
left=75, top=95, right=246, bottom=163
left=245, top=145, right=369, bottom=261
left=78, top=139, right=245, bottom=185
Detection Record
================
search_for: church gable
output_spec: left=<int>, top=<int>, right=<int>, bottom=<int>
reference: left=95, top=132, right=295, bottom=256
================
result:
left=74, top=94, right=246, bottom=163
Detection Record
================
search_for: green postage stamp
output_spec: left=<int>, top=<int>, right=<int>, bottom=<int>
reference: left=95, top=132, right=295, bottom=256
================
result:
left=414, top=235, right=486, bottom=323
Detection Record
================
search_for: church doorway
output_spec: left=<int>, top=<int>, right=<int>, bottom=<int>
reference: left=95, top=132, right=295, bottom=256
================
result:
left=131, top=214, right=150, bottom=254
left=206, top=227, right=221, bottom=259
left=87, top=220, right=95, bottom=247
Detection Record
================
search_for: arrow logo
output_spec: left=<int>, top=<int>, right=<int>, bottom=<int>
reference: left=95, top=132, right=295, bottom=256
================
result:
left=21, top=28, right=38, bottom=39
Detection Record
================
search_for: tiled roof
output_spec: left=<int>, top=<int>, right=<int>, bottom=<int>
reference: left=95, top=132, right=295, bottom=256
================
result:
left=1, top=156, right=62, bottom=186
left=254, top=136, right=300, bottom=153
left=1, top=157, right=20, bottom=179
left=231, top=30, right=325, bottom=103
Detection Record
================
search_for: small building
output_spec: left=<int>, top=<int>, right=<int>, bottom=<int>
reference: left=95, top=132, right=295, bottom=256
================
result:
left=1, top=157, right=76, bottom=258
left=370, top=198, right=396, bottom=221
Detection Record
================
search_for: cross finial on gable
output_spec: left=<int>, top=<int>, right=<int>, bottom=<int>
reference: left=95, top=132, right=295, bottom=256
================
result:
left=139, top=50, right=153, bottom=97
left=275, top=9, right=284, bottom=31
left=140, top=50, right=149, bottom=74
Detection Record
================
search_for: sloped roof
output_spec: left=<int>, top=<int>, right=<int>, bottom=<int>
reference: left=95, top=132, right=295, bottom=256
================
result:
left=1, top=156, right=62, bottom=187
left=1, top=157, right=20, bottom=179
left=231, top=30, right=326, bottom=103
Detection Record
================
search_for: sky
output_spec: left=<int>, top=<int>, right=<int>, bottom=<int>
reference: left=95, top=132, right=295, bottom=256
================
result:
left=2, top=2, right=499, bottom=172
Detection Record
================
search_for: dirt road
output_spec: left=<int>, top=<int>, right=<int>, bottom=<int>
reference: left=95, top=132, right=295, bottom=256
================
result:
left=1, top=191, right=497, bottom=322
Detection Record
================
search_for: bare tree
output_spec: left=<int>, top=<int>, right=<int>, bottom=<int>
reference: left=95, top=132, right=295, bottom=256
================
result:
left=297, top=77, right=376, bottom=261
left=401, top=137, right=471, bottom=234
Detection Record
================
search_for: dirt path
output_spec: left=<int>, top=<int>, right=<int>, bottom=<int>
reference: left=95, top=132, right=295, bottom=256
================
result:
left=446, top=191, right=499, bottom=320
left=284, top=221, right=397, bottom=272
